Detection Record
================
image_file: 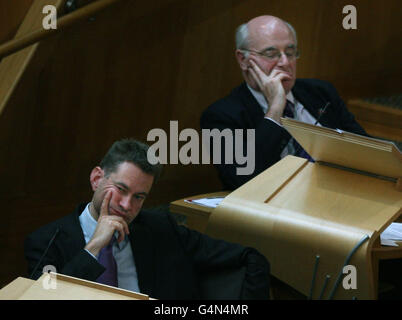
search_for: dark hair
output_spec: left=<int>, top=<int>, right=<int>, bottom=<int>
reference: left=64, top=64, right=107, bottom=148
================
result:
left=100, top=138, right=163, bottom=182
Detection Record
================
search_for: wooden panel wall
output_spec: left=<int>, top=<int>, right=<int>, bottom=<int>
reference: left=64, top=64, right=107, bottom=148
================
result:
left=0, top=0, right=33, bottom=44
left=0, top=0, right=400, bottom=288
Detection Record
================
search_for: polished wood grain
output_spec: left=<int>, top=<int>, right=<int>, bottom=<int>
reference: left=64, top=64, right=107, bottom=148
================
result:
left=348, top=99, right=402, bottom=142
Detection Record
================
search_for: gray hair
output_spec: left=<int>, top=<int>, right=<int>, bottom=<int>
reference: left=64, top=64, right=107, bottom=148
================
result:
left=235, top=23, right=250, bottom=50
left=235, top=19, right=298, bottom=51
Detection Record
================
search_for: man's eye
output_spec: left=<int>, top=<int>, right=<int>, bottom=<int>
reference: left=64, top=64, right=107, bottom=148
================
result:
left=285, top=48, right=296, bottom=55
left=264, top=51, right=279, bottom=58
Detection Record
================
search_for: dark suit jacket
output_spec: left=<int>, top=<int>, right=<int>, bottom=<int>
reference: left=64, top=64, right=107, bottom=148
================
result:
left=200, top=79, right=367, bottom=190
left=24, top=203, right=270, bottom=299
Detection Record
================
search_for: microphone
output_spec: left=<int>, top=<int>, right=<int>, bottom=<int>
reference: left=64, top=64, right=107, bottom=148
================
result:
left=29, top=228, right=60, bottom=279
left=314, top=102, right=330, bottom=125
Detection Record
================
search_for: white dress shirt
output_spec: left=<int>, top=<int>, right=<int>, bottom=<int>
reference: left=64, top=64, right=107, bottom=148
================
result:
left=79, top=203, right=140, bottom=292
left=247, top=84, right=321, bottom=158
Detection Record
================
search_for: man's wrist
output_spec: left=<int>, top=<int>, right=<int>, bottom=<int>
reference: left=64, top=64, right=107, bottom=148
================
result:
left=84, top=241, right=101, bottom=257
left=264, top=116, right=283, bottom=127
left=84, top=248, right=98, bottom=260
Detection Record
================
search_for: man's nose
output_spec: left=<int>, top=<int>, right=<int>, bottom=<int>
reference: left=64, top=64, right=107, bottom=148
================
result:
left=277, top=52, right=290, bottom=66
left=119, top=196, right=132, bottom=211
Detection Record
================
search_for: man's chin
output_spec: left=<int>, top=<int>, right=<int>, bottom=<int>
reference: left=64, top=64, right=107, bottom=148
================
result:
left=110, top=207, right=127, bottom=219
left=282, top=79, right=295, bottom=93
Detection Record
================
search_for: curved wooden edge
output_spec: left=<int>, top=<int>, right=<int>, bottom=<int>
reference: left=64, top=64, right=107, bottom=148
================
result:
left=205, top=156, right=401, bottom=299
left=51, top=272, right=150, bottom=300
left=207, top=201, right=375, bottom=299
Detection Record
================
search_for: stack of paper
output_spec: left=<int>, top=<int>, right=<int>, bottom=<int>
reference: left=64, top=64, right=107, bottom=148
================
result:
left=184, top=197, right=224, bottom=208
left=381, top=222, right=402, bottom=246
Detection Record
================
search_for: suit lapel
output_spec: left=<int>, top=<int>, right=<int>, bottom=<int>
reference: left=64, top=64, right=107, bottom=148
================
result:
left=129, top=215, right=155, bottom=296
left=236, top=82, right=265, bottom=124
left=292, top=80, right=333, bottom=127
left=55, top=205, right=87, bottom=258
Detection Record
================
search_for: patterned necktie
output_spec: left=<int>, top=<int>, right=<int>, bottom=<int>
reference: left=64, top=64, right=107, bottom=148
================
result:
left=96, top=237, right=118, bottom=287
left=283, top=100, right=314, bottom=162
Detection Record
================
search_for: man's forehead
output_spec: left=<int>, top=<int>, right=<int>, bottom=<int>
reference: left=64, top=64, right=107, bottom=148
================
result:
left=108, top=173, right=153, bottom=195
left=107, top=162, right=153, bottom=182
left=248, top=18, right=295, bottom=47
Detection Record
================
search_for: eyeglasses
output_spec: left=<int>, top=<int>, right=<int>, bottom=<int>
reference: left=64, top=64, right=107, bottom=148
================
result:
left=241, top=46, right=300, bottom=61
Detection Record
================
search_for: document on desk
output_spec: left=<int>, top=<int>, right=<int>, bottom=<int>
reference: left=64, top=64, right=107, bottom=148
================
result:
left=380, top=222, right=402, bottom=246
left=184, top=197, right=224, bottom=208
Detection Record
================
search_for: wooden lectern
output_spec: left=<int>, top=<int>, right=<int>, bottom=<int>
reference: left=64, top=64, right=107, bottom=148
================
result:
left=0, top=273, right=151, bottom=300
left=171, top=119, right=402, bottom=300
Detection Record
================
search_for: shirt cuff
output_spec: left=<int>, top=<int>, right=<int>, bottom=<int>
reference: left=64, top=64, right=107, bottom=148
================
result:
left=84, top=248, right=98, bottom=260
left=264, top=116, right=283, bottom=127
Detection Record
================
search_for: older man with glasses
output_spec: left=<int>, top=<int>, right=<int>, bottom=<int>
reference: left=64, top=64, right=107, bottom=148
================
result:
left=201, top=15, right=367, bottom=191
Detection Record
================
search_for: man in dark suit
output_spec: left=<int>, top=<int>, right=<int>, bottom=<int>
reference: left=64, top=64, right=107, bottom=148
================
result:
left=201, top=15, right=367, bottom=191
left=24, top=138, right=270, bottom=299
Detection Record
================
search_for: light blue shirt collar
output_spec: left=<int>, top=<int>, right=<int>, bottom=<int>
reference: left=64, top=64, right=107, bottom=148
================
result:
left=79, top=203, right=98, bottom=244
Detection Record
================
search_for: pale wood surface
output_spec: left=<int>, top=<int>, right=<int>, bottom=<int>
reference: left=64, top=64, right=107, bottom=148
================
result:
left=17, top=273, right=149, bottom=300
left=204, top=156, right=402, bottom=299
left=0, top=277, right=34, bottom=300
left=282, top=118, right=402, bottom=180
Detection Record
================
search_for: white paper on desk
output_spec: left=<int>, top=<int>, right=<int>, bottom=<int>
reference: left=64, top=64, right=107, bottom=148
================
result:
left=380, top=222, right=402, bottom=247
left=184, top=197, right=224, bottom=208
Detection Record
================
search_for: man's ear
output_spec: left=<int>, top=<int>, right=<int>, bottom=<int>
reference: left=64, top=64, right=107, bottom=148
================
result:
left=235, top=49, right=249, bottom=71
left=90, top=166, right=104, bottom=192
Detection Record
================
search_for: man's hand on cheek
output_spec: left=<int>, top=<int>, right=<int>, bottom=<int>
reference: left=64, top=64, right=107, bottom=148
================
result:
left=85, top=191, right=130, bottom=256
left=248, top=60, right=287, bottom=122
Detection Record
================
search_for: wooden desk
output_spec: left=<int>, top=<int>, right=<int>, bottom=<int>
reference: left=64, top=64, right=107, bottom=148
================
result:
left=0, top=277, right=34, bottom=300
left=170, top=191, right=229, bottom=233
left=170, top=155, right=402, bottom=299
left=0, top=273, right=150, bottom=300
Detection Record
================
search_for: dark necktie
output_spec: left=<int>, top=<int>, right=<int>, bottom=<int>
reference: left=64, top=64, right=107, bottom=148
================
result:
left=96, top=237, right=118, bottom=287
left=283, top=100, right=314, bottom=162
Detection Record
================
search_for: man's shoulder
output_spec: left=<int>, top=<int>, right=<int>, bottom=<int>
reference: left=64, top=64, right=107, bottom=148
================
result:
left=200, top=82, right=256, bottom=125
left=294, top=78, right=337, bottom=92
left=136, top=207, right=172, bottom=225
left=133, top=208, right=182, bottom=239
left=205, top=83, right=250, bottom=110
